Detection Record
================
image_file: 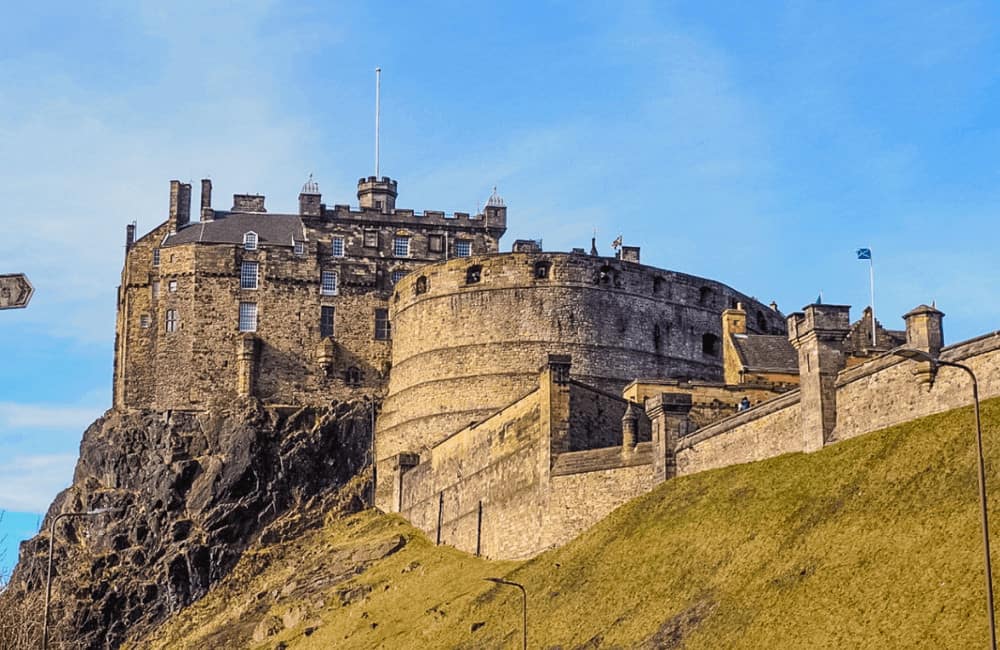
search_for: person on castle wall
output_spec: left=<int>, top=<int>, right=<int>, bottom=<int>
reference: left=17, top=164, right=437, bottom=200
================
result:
left=738, top=396, right=751, bottom=412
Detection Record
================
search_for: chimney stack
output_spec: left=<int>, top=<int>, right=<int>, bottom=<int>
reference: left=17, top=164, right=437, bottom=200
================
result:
left=200, top=179, right=214, bottom=222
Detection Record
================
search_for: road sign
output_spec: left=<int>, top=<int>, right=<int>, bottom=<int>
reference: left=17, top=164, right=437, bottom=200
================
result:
left=0, top=273, right=34, bottom=309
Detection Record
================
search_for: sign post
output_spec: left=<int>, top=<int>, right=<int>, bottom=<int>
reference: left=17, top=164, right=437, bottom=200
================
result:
left=0, top=273, right=34, bottom=309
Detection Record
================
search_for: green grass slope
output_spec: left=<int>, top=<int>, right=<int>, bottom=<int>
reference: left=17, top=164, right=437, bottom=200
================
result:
left=138, top=398, right=1000, bottom=649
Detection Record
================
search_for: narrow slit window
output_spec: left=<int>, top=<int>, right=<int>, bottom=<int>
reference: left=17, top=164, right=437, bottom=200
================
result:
left=374, top=308, right=390, bottom=340
left=320, top=305, right=335, bottom=338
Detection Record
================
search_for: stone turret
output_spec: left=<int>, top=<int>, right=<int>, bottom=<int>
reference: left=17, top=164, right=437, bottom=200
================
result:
left=621, top=401, right=639, bottom=454
left=904, top=304, right=945, bottom=356
left=299, top=174, right=322, bottom=217
left=646, top=393, right=692, bottom=481
left=357, top=175, right=397, bottom=212
left=787, top=303, right=852, bottom=451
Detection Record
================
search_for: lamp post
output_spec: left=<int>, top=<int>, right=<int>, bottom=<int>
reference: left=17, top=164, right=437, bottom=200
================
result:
left=485, top=577, right=527, bottom=650
left=42, top=508, right=111, bottom=650
left=891, top=347, right=996, bottom=649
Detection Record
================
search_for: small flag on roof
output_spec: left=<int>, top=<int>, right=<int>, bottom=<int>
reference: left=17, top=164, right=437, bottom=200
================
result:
left=611, top=235, right=623, bottom=249
left=856, top=248, right=872, bottom=260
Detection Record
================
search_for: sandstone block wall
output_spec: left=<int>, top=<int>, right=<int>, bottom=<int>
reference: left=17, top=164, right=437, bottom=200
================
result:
left=625, top=379, right=788, bottom=429
left=379, top=252, right=785, bottom=463
left=834, top=332, right=1000, bottom=441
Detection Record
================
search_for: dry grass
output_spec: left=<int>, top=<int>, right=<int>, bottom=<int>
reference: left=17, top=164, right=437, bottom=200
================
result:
left=138, top=397, right=1000, bottom=649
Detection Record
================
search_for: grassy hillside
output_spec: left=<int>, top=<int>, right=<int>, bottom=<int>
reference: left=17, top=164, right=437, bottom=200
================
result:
left=135, top=398, right=1000, bottom=649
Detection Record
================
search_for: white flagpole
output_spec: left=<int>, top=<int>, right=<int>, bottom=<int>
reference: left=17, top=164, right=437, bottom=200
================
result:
left=869, top=248, right=876, bottom=347
left=375, top=67, right=381, bottom=178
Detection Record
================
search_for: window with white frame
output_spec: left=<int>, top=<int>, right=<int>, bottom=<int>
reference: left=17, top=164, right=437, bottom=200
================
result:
left=391, top=270, right=407, bottom=285
left=321, top=270, right=338, bottom=295
left=243, top=232, right=258, bottom=250
left=294, top=240, right=305, bottom=256
left=455, top=240, right=472, bottom=257
left=240, top=261, right=259, bottom=290
left=239, top=302, right=258, bottom=332
left=152, top=249, right=160, bottom=266
left=168, top=280, right=178, bottom=293
left=165, top=309, right=179, bottom=332
left=140, top=314, right=151, bottom=329
left=393, top=236, right=410, bottom=258
left=331, top=236, right=345, bottom=258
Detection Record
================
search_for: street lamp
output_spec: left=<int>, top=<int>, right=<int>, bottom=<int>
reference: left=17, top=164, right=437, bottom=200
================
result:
left=485, top=577, right=527, bottom=650
left=891, top=347, right=996, bottom=650
left=42, top=507, right=111, bottom=650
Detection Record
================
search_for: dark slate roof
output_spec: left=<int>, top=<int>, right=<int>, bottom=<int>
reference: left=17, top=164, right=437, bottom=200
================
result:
left=163, top=212, right=304, bottom=247
left=731, top=334, right=799, bottom=373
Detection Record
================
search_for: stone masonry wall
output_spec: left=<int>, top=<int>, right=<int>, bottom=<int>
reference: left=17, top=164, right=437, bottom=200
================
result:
left=380, top=252, right=785, bottom=463
left=674, top=390, right=802, bottom=476
left=834, top=332, right=1000, bottom=441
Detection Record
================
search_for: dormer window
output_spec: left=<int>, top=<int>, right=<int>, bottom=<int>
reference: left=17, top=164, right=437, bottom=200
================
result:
left=243, top=232, right=258, bottom=250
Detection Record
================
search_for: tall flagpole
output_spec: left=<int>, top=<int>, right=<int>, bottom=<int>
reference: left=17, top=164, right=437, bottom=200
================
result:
left=375, top=67, right=381, bottom=178
left=869, top=247, right=876, bottom=347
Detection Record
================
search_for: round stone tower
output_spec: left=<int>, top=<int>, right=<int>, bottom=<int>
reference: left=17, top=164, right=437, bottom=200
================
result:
left=376, top=252, right=785, bottom=463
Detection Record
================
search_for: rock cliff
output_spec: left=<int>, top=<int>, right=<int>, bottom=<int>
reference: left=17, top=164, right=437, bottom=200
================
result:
left=5, top=398, right=372, bottom=650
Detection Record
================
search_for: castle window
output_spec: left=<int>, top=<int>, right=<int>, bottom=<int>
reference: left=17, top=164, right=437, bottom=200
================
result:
left=152, top=249, right=160, bottom=266
left=415, top=276, right=428, bottom=295
left=331, top=236, right=345, bottom=258
left=455, top=240, right=472, bottom=258
left=165, top=309, right=179, bottom=333
left=391, top=270, right=407, bottom=285
left=168, top=280, right=178, bottom=293
left=294, top=240, right=305, bottom=256
left=653, top=276, right=665, bottom=295
left=699, top=286, right=713, bottom=306
left=243, top=232, right=258, bottom=250
left=345, top=366, right=363, bottom=387
left=534, top=261, right=551, bottom=279
left=140, top=314, right=151, bottom=329
left=151, top=281, right=160, bottom=299
left=393, top=236, right=410, bottom=258
left=374, top=308, right=391, bottom=340
left=321, top=271, right=338, bottom=296
left=239, top=302, right=258, bottom=332
left=364, top=229, right=379, bottom=248
left=653, top=323, right=662, bottom=351
left=598, top=264, right=613, bottom=285
left=240, top=261, right=259, bottom=290
left=320, top=305, right=335, bottom=338
left=374, top=200, right=383, bottom=210
left=466, top=265, right=482, bottom=284
left=702, top=333, right=720, bottom=357
left=429, top=234, right=444, bottom=253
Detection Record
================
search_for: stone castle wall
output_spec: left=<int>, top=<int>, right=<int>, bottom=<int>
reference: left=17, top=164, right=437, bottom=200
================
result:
left=378, top=252, right=786, bottom=462
left=114, top=178, right=505, bottom=411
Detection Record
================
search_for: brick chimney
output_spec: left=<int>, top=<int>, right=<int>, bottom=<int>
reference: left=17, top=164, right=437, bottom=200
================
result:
left=168, top=180, right=192, bottom=233
left=200, top=178, right=214, bottom=222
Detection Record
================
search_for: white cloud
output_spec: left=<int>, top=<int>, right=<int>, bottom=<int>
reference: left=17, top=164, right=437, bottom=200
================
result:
left=0, top=454, right=76, bottom=513
left=0, top=402, right=103, bottom=431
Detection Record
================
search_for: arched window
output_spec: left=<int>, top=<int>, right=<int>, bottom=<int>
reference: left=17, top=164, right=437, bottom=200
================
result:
left=702, top=333, right=720, bottom=356
left=243, top=231, right=258, bottom=250
left=415, top=275, right=428, bottom=295
left=466, top=265, right=482, bottom=284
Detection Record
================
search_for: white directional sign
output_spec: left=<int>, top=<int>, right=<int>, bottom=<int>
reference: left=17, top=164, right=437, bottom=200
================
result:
left=0, top=273, right=34, bottom=309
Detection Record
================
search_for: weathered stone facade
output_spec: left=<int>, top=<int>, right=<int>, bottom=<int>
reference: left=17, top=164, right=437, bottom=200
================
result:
left=113, top=176, right=506, bottom=411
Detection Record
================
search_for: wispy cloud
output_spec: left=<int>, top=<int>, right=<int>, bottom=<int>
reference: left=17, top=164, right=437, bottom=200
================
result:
left=0, top=454, right=76, bottom=513
left=0, top=402, right=103, bottom=431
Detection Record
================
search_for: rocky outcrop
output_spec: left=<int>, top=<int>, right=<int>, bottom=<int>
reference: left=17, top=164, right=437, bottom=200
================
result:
left=6, top=398, right=373, bottom=650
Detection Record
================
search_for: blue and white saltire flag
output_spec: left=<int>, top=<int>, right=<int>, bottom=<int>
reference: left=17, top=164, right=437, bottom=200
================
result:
left=856, top=247, right=872, bottom=260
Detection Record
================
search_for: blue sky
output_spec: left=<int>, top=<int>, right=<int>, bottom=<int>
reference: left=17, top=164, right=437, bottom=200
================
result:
left=1, top=1, right=999, bottom=575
